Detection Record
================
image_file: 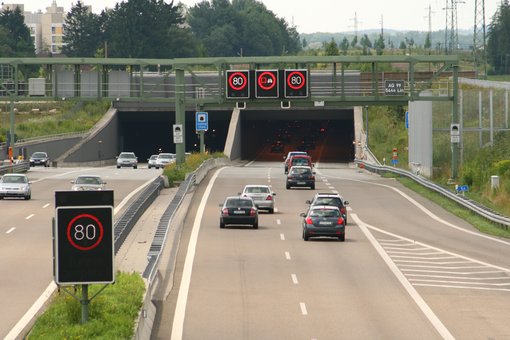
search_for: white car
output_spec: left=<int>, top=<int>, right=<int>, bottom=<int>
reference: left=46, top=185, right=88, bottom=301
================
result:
left=155, top=153, right=176, bottom=168
left=71, top=175, right=106, bottom=191
left=116, top=152, right=138, bottom=169
left=147, top=155, right=159, bottom=169
left=239, top=184, right=276, bottom=213
left=0, top=173, right=31, bottom=200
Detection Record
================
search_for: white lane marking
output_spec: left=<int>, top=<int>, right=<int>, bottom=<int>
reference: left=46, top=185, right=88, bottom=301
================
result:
left=291, top=274, right=299, bottom=284
left=6, top=227, right=15, bottom=234
left=4, top=282, right=57, bottom=340
left=5, top=177, right=158, bottom=340
left=300, top=302, right=308, bottom=315
left=280, top=233, right=285, bottom=241
left=244, top=161, right=255, bottom=167
left=42, top=203, right=50, bottom=208
left=285, top=251, right=291, bottom=260
left=25, top=214, right=34, bottom=220
left=276, top=219, right=281, bottom=225
left=171, top=167, right=225, bottom=340
left=352, top=213, right=455, bottom=340
left=317, top=170, right=510, bottom=246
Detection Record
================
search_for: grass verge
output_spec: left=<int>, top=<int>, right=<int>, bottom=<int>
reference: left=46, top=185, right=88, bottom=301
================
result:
left=397, top=177, right=510, bottom=239
left=27, top=272, right=145, bottom=339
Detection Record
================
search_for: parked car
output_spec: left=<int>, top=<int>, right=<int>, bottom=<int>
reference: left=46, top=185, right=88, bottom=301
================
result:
left=283, top=151, right=308, bottom=173
left=286, top=165, right=315, bottom=190
left=155, top=153, right=176, bottom=168
left=219, top=196, right=259, bottom=229
left=301, top=205, right=345, bottom=241
left=147, top=155, right=159, bottom=169
left=240, top=184, right=276, bottom=213
left=306, top=192, right=349, bottom=223
left=71, top=175, right=106, bottom=191
left=0, top=173, right=31, bottom=200
left=29, top=151, right=50, bottom=167
left=116, top=152, right=138, bottom=169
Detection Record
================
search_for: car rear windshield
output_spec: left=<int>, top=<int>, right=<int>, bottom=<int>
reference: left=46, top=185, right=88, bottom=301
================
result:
left=226, top=198, right=253, bottom=207
left=245, top=187, right=269, bottom=193
left=291, top=158, right=310, bottom=165
left=315, top=198, right=342, bottom=206
left=310, top=209, right=339, bottom=218
left=291, top=168, right=311, bottom=175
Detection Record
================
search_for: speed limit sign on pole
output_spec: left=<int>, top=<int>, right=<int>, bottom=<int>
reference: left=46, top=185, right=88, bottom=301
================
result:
left=284, top=69, right=308, bottom=98
left=54, top=191, right=114, bottom=285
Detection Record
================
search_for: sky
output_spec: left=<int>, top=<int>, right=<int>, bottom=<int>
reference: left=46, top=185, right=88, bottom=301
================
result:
left=15, top=0, right=500, bottom=34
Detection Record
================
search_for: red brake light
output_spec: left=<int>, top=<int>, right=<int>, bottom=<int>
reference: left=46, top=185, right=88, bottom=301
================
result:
left=305, top=217, right=313, bottom=224
left=222, top=208, right=229, bottom=216
left=340, top=207, right=346, bottom=214
left=250, top=208, right=256, bottom=216
left=337, top=217, right=345, bottom=225
left=266, top=195, right=273, bottom=201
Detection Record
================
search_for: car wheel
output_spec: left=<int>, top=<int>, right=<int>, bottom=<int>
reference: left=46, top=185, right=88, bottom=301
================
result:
left=117, top=165, right=121, bottom=169
left=25, top=195, right=31, bottom=200
left=253, top=221, right=258, bottom=229
left=286, top=184, right=290, bottom=189
left=338, top=235, right=345, bottom=242
left=311, top=184, right=315, bottom=190
left=220, top=221, right=225, bottom=228
left=269, top=208, right=274, bottom=214
left=303, top=230, right=309, bottom=241
left=134, top=165, right=138, bottom=169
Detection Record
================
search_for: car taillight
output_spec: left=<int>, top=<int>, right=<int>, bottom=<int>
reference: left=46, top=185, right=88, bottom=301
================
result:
left=305, top=217, right=313, bottom=224
left=222, top=208, right=229, bottom=216
left=337, top=217, right=345, bottom=225
left=250, top=208, right=256, bottom=216
left=265, top=195, right=273, bottom=201
left=340, top=207, right=346, bottom=214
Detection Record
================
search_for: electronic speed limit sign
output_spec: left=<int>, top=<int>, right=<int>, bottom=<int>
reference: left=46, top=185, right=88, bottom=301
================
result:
left=226, top=70, right=250, bottom=99
left=284, top=69, right=308, bottom=98
left=55, top=205, right=114, bottom=285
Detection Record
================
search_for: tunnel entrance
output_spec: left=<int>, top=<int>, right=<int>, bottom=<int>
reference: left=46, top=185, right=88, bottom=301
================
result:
left=116, top=108, right=354, bottom=163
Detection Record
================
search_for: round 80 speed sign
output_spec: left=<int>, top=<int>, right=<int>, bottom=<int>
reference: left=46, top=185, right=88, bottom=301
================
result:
left=66, top=213, right=104, bottom=251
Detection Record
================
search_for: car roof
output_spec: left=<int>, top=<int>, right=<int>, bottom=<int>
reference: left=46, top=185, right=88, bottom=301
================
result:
left=76, top=175, right=102, bottom=178
left=244, top=184, right=270, bottom=188
left=3, top=173, right=26, bottom=177
left=309, top=205, right=340, bottom=211
left=289, top=165, right=312, bottom=169
left=314, top=193, right=342, bottom=198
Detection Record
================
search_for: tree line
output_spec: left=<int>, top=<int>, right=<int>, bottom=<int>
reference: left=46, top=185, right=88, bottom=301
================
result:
left=0, top=0, right=509, bottom=75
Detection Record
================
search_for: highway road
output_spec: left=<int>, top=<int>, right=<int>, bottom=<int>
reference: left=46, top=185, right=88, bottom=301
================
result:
left=151, top=161, right=510, bottom=340
left=0, top=165, right=162, bottom=339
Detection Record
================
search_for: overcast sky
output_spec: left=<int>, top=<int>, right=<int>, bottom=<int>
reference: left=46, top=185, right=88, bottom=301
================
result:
left=16, top=0, right=500, bottom=34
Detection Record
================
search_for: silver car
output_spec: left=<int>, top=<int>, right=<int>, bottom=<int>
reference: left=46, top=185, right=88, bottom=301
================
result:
left=0, top=173, right=31, bottom=200
left=147, top=155, right=159, bottom=169
left=155, top=153, right=176, bottom=168
left=71, top=175, right=106, bottom=191
left=240, top=184, right=276, bottom=213
left=116, top=152, right=138, bottom=169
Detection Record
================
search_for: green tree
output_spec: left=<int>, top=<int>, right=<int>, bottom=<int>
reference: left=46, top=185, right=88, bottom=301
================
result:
left=374, top=34, right=385, bottom=55
left=323, top=38, right=339, bottom=56
left=187, top=0, right=300, bottom=57
left=103, top=0, right=192, bottom=58
left=424, top=32, right=431, bottom=50
left=487, top=0, right=510, bottom=74
left=339, top=37, right=349, bottom=55
left=360, top=34, right=372, bottom=55
left=350, top=35, right=358, bottom=48
left=62, top=1, right=102, bottom=57
left=0, top=7, right=35, bottom=57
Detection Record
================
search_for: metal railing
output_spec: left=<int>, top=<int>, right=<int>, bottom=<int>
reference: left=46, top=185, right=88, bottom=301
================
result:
left=356, top=160, right=510, bottom=230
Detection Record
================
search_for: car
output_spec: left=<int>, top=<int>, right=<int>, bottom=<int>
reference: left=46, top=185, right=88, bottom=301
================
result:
left=288, top=154, right=313, bottom=170
left=301, top=205, right=345, bottom=241
left=283, top=151, right=308, bottom=173
left=239, top=184, right=276, bottom=213
left=147, top=155, right=159, bottom=169
left=286, top=165, right=315, bottom=190
left=306, top=192, right=349, bottom=224
left=29, top=151, right=50, bottom=167
left=155, top=153, right=176, bottom=168
left=219, top=196, right=259, bottom=229
left=116, top=152, right=138, bottom=169
left=0, top=173, right=31, bottom=200
left=71, top=175, right=106, bottom=191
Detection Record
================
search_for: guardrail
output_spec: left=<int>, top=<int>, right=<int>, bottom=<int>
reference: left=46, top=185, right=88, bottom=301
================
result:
left=0, top=161, right=30, bottom=175
left=356, top=160, right=510, bottom=230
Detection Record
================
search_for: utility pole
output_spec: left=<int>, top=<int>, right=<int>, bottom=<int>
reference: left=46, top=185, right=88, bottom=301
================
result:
left=473, top=0, right=487, bottom=78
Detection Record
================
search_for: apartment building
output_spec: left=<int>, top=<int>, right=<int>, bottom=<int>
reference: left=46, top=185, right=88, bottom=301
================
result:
left=2, top=1, right=66, bottom=55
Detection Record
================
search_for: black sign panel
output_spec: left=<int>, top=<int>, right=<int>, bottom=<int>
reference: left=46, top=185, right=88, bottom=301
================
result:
left=54, top=191, right=114, bottom=285
left=226, top=70, right=250, bottom=99
left=255, top=70, right=279, bottom=98
left=284, top=69, right=308, bottom=98
left=385, top=80, right=405, bottom=95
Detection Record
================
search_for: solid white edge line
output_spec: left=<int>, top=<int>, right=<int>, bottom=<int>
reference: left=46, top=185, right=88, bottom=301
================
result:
left=25, top=214, right=34, bottom=220
left=5, top=176, right=159, bottom=339
left=351, top=213, right=455, bottom=340
left=4, top=282, right=57, bottom=340
left=171, top=167, right=225, bottom=340
left=280, top=233, right=285, bottom=240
